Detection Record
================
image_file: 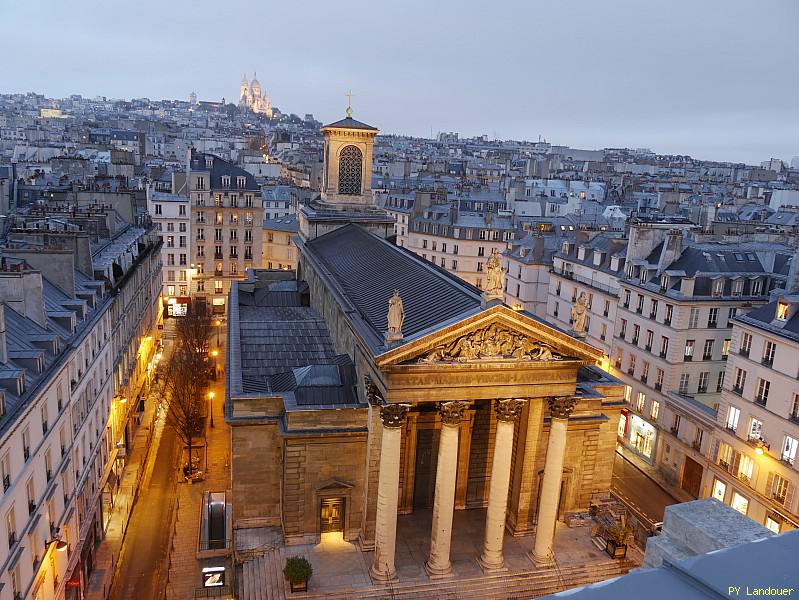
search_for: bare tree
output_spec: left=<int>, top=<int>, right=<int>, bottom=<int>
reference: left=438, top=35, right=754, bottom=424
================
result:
left=162, top=347, right=208, bottom=476
left=175, top=306, right=213, bottom=357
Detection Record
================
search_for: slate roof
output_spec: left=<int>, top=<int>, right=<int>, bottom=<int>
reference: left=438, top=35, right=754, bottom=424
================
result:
left=736, top=298, right=799, bottom=344
left=302, top=224, right=483, bottom=352
left=321, top=116, right=378, bottom=131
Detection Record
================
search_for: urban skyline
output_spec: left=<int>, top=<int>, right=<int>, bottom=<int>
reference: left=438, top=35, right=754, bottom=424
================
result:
left=3, top=0, right=798, bottom=165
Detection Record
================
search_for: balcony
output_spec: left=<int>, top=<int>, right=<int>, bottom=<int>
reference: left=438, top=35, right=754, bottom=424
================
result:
left=645, top=345, right=652, bottom=352
left=725, top=424, right=737, bottom=434
left=655, top=382, right=663, bottom=391
left=691, top=441, right=702, bottom=451
left=683, top=354, right=693, bottom=362
left=703, top=353, right=712, bottom=361
left=754, top=396, right=768, bottom=407
left=618, top=332, right=626, bottom=339
left=664, top=318, right=672, bottom=326
left=718, top=459, right=730, bottom=470
left=698, top=386, right=708, bottom=394
left=708, top=321, right=717, bottom=329
left=603, top=310, right=609, bottom=317
left=650, top=311, right=657, bottom=319
left=640, top=375, right=648, bottom=384
left=731, top=386, right=744, bottom=396
left=659, top=351, right=668, bottom=359
left=636, top=307, right=643, bottom=314
left=670, top=426, right=680, bottom=436
left=28, top=501, right=36, bottom=515
left=789, top=414, right=799, bottom=425
left=761, top=358, right=773, bottom=367
left=214, top=253, right=223, bottom=260
left=739, top=348, right=750, bottom=358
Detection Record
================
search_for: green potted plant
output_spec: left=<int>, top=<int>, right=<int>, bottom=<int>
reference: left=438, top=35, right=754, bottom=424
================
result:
left=605, top=522, right=632, bottom=558
left=283, top=556, right=313, bottom=593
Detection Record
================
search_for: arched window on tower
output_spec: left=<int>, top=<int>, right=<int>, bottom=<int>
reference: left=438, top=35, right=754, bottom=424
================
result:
left=338, top=145, right=363, bottom=195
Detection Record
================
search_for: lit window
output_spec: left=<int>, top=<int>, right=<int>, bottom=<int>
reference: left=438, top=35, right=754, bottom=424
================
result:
left=777, top=302, right=789, bottom=321
left=731, top=491, right=749, bottom=515
left=711, top=478, right=726, bottom=502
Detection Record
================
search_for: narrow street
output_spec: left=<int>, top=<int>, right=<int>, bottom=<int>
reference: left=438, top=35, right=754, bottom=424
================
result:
left=611, top=450, right=678, bottom=524
left=109, top=415, right=179, bottom=600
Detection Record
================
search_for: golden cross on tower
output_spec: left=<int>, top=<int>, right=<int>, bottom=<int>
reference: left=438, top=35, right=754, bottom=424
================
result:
left=345, top=90, right=354, bottom=118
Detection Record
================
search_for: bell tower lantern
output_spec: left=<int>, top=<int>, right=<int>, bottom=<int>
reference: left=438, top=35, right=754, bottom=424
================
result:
left=320, top=105, right=378, bottom=207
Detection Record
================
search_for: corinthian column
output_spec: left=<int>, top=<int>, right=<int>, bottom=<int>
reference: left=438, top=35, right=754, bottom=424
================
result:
left=478, top=399, right=526, bottom=572
left=531, top=396, right=577, bottom=566
left=370, top=403, right=410, bottom=582
left=425, top=401, right=471, bottom=578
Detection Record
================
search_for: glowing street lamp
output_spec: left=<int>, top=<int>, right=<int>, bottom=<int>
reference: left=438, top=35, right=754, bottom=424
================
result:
left=208, top=391, right=215, bottom=427
left=215, top=319, right=222, bottom=345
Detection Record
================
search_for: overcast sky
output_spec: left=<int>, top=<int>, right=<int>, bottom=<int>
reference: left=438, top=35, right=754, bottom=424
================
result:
left=2, top=0, right=797, bottom=164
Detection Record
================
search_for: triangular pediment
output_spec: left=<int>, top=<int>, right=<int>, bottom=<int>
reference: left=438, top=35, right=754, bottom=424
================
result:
left=376, top=304, right=602, bottom=368
left=314, top=478, right=354, bottom=492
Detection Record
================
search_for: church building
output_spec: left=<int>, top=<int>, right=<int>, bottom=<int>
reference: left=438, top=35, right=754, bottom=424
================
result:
left=239, top=72, right=273, bottom=117
left=225, top=109, right=626, bottom=582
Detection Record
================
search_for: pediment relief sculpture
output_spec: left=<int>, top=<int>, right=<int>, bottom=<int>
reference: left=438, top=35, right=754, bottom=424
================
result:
left=417, top=323, right=565, bottom=363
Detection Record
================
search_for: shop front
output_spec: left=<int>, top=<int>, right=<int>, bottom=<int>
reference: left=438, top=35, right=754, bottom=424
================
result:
left=164, top=296, right=191, bottom=317
left=618, top=410, right=658, bottom=462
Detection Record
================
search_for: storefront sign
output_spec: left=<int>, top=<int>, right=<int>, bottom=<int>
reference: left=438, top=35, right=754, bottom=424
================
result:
left=202, top=566, right=225, bottom=587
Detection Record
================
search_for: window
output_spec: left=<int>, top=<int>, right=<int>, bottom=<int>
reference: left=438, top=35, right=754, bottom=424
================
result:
left=1, top=454, right=9, bottom=491
left=645, top=330, right=654, bottom=350
left=712, top=279, right=724, bottom=297
left=732, top=279, right=744, bottom=297
left=338, top=145, right=363, bottom=195
left=763, top=341, right=776, bottom=366
left=214, top=280, right=223, bottom=294
left=660, top=336, right=669, bottom=357
left=6, top=506, right=16, bottom=548
left=752, top=279, right=762, bottom=295
left=728, top=306, right=738, bottom=321
left=637, top=295, right=644, bottom=313
left=672, top=413, right=681, bottom=434
left=689, top=308, right=699, bottom=328
left=726, top=405, right=740, bottom=432
left=708, top=308, right=718, bottom=327
left=731, top=491, right=749, bottom=515
left=655, top=368, right=664, bottom=390
left=738, top=454, right=753, bottom=483
left=684, top=340, right=695, bottom=361
left=765, top=516, right=781, bottom=534
left=650, top=400, right=660, bottom=421
left=452, top=259, right=458, bottom=270
left=770, top=472, right=791, bottom=504
left=698, top=371, right=709, bottom=393
left=733, top=368, right=746, bottom=393
left=636, top=392, right=646, bottom=413
left=624, top=385, right=632, bottom=403
left=777, top=302, right=789, bottom=321
left=166, top=222, right=174, bottom=232
left=477, top=262, right=484, bottom=272
left=748, top=417, right=763, bottom=442
left=781, top=436, right=798, bottom=465
left=641, top=361, right=650, bottom=381
left=755, top=378, right=770, bottom=405
left=791, top=393, right=799, bottom=420
left=650, top=299, right=658, bottom=318
left=154, top=204, right=162, bottom=215
left=722, top=339, right=731, bottom=358
left=711, top=478, right=726, bottom=502
left=620, top=319, right=627, bottom=338
left=664, top=304, right=673, bottom=324
left=632, top=324, right=640, bottom=345
left=179, top=204, right=186, bottom=216
left=679, top=373, right=690, bottom=395
left=703, top=339, right=714, bottom=360
left=717, top=371, right=724, bottom=392
left=22, top=428, right=30, bottom=461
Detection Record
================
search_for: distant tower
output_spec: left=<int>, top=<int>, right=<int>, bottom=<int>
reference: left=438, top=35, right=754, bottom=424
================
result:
left=189, top=91, right=197, bottom=106
left=250, top=71, right=262, bottom=100
left=239, top=73, right=249, bottom=108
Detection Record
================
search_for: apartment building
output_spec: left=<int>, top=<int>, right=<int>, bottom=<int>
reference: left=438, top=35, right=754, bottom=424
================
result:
left=186, top=149, right=262, bottom=316
left=545, top=233, right=627, bottom=358
left=262, top=215, right=298, bottom=271
left=706, top=295, right=799, bottom=532
left=404, top=203, right=514, bottom=290
left=146, top=188, right=193, bottom=315
left=613, top=222, right=791, bottom=505
left=0, top=209, right=162, bottom=600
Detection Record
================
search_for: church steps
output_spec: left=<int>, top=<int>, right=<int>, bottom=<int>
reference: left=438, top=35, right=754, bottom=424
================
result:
left=293, top=558, right=631, bottom=600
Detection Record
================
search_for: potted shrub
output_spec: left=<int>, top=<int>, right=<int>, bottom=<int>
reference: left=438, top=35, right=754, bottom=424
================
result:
left=605, top=522, right=632, bottom=558
left=283, top=556, right=312, bottom=593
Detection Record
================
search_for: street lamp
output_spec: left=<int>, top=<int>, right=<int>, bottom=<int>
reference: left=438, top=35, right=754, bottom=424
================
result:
left=215, top=319, right=222, bottom=345
left=208, top=391, right=215, bottom=427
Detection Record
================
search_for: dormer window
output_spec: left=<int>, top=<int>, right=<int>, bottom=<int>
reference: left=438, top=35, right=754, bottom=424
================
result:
left=660, top=274, right=669, bottom=291
left=639, top=268, right=648, bottom=284
left=204, top=156, right=213, bottom=169
left=577, top=246, right=586, bottom=260
left=751, top=279, right=762, bottom=296
left=221, top=176, right=231, bottom=188
left=593, top=251, right=602, bottom=266
left=625, top=264, right=635, bottom=279
left=562, top=241, right=569, bottom=255
left=712, top=279, right=724, bottom=297
left=732, top=279, right=744, bottom=297
left=776, top=302, right=789, bottom=321
left=610, top=256, right=620, bottom=271
left=236, top=176, right=246, bottom=188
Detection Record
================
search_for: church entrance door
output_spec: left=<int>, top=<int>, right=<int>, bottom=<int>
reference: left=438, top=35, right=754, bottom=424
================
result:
left=413, top=428, right=440, bottom=510
left=320, top=497, right=345, bottom=533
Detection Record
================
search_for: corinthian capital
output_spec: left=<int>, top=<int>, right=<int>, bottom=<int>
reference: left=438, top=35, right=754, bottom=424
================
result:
left=547, top=396, right=578, bottom=420
left=495, top=399, right=527, bottom=423
left=380, top=403, right=410, bottom=428
left=438, top=401, right=472, bottom=426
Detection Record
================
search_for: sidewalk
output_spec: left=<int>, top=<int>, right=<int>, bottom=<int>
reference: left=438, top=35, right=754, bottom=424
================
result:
left=85, top=376, right=169, bottom=600
left=615, top=444, right=695, bottom=505
left=165, top=326, right=233, bottom=599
